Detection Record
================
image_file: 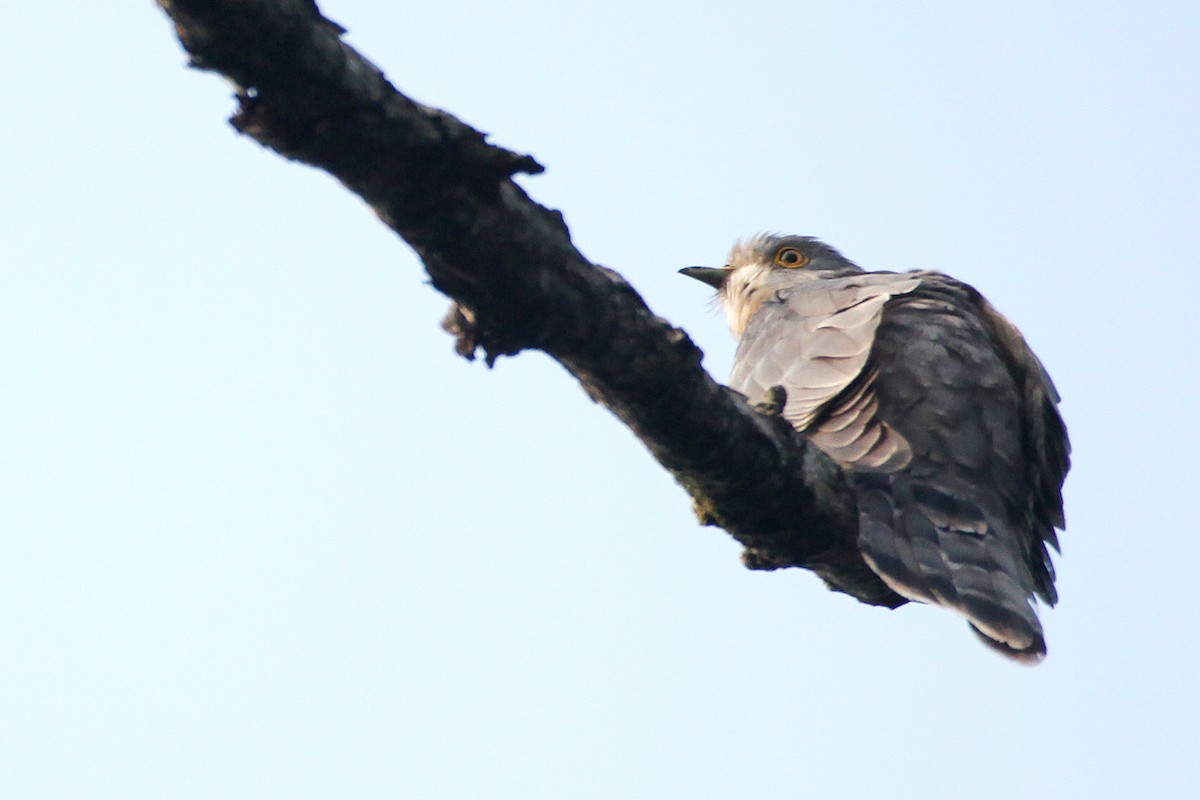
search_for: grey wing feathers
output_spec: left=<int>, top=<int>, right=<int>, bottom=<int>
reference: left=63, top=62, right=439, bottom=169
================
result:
left=729, top=272, right=920, bottom=471
left=852, top=275, right=1067, bottom=662
left=730, top=270, right=1068, bottom=663
left=976, top=298, right=1071, bottom=568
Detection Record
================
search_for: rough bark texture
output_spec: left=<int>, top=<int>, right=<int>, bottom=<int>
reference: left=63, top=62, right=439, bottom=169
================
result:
left=155, top=0, right=905, bottom=608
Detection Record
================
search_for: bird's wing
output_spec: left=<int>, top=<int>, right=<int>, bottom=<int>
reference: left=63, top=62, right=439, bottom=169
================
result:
left=728, top=272, right=921, bottom=469
left=975, top=297, right=1071, bottom=584
left=730, top=271, right=1068, bottom=663
left=850, top=275, right=1067, bottom=662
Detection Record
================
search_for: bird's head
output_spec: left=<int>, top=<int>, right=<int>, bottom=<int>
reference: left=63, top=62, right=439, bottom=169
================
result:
left=680, top=233, right=861, bottom=336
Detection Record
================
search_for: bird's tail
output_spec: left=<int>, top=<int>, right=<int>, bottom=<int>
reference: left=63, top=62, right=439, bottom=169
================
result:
left=969, top=622, right=1046, bottom=665
left=856, top=473, right=1050, bottom=665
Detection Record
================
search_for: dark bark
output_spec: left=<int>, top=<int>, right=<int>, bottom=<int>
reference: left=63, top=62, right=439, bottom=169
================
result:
left=155, top=0, right=905, bottom=607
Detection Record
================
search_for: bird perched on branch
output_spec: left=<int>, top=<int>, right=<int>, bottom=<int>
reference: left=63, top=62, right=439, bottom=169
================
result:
left=682, top=234, right=1069, bottom=663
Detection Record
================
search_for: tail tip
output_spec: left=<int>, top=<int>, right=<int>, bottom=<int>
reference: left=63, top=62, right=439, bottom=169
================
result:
left=969, top=622, right=1047, bottom=665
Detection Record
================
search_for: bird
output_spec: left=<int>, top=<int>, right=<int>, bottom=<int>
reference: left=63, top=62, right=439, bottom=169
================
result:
left=681, top=234, right=1069, bottom=663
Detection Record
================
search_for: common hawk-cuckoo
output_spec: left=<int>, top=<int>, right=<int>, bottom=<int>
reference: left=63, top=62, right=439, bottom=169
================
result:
left=682, top=234, right=1070, bottom=663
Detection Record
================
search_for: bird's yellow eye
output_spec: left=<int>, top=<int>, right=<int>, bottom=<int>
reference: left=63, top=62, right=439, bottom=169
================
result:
left=774, top=247, right=809, bottom=268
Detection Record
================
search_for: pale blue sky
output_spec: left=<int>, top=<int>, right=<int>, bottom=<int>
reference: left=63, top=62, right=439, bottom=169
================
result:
left=2, top=2, right=1198, bottom=798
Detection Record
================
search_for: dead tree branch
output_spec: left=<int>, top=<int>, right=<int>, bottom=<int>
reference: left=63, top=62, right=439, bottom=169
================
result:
left=155, top=0, right=905, bottom=607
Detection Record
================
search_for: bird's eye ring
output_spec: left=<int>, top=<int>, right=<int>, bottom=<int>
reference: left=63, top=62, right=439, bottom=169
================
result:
left=774, top=247, right=809, bottom=268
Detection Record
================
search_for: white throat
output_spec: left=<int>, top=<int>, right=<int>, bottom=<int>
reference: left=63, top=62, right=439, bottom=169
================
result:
left=720, top=263, right=778, bottom=337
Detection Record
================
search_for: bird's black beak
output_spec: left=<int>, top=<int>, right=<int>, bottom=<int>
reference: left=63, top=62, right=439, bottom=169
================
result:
left=678, top=266, right=730, bottom=289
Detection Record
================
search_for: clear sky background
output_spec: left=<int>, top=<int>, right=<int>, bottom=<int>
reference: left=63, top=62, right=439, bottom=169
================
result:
left=3, top=2, right=1197, bottom=798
